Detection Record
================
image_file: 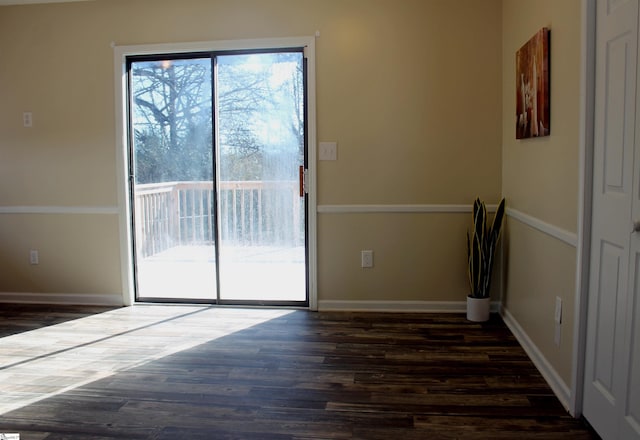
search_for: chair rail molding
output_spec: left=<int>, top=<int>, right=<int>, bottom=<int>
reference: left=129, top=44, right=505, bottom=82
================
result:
left=506, top=208, right=578, bottom=247
left=0, top=206, right=119, bottom=215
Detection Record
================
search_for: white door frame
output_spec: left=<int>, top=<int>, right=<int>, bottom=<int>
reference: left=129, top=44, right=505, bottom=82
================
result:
left=572, top=0, right=597, bottom=418
left=112, top=36, right=318, bottom=310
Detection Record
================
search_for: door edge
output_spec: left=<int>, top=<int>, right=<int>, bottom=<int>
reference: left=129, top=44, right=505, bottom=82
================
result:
left=571, top=0, right=596, bottom=419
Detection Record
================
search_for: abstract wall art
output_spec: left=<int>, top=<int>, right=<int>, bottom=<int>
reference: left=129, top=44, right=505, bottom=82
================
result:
left=516, top=28, right=550, bottom=139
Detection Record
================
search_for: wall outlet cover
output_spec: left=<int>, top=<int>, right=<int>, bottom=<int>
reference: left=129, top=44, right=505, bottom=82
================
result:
left=319, top=142, right=337, bottom=161
left=361, top=250, right=373, bottom=268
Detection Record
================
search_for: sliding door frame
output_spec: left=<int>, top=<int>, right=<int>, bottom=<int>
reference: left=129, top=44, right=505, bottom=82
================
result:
left=113, top=37, right=317, bottom=310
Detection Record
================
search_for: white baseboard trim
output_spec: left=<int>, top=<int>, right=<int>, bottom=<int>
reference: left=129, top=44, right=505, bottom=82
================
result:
left=501, top=306, right=571, bottom=411
left=0, top=292, right=124, bottom=306
left=318, top=300, right=501, bottom=313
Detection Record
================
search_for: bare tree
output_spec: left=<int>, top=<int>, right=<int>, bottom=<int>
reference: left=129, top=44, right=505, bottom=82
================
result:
left=130, top=52, right=304, bottom=183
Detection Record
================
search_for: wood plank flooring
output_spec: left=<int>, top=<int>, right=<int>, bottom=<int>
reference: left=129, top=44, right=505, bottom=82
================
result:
left=0, top=304, right=599, bottom=439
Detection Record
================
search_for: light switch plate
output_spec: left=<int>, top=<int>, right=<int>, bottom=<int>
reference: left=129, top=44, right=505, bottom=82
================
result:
left=361, top=250, right=373, bottom=268
left=555, top=296, right=562, bottom=324
left=319, top=142, right=337, bottom=161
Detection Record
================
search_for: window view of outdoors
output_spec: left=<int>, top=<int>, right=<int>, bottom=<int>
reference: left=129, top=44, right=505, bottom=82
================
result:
left=130, top=51, right=306, bottom=303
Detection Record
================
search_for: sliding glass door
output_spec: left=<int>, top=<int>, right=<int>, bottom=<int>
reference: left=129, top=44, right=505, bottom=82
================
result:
left=129, top=56, right=217, bottom=302
left=216, top=53, right=306, bottom=302
left=128, top=50, right=307, bottom=305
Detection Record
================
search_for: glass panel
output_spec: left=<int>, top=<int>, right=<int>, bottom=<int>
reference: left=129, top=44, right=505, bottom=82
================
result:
left=217, top=52, right=306, bottom=302
left=130, top=57, right=217, bottom=301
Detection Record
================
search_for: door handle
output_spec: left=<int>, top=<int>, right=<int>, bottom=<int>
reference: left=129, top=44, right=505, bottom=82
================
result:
left=633, top=220, right=640, bottom=233
left=299, top=166, right=306, bottom=197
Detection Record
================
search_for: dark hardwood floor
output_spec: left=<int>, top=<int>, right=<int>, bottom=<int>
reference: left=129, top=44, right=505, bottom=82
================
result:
left=0, top=304, right=599, bottom=439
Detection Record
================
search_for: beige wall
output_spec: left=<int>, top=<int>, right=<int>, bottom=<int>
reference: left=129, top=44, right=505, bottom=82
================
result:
left=0, top=0, right=503, bottom=302
left=319, top=213, right=472, bottom=302
left=501, top=0, right=582, bottom=386
left=0, top=0, right=590, bottom=410
left=0, top=215, right=121, bottom=294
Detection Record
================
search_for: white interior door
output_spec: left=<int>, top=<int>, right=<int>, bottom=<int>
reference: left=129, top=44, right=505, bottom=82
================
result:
left=584, top=1, right=640, bottom=438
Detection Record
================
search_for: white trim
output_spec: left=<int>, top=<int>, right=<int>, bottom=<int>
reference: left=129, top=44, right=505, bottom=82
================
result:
left=506, top=208, right=578, bottom=247
left=318, top=300, right=501, bottom=313
left=305, top=39, right=318, bottom=312
left=0, top=0, right=92, bottom=5
left=0, top=206, right=119, bottom=215
left=113, top=36, right=318, bottom=309
left=114, top=41, right=134, bottom=306
left=501, top=306, right=572, bottom=411
left=112, top=36, right=316, bottom=56
left=0, top=292, right=124, bottom=306
left=317, top=204, right=499, bottom=214
left=571, top=0, right=596, bottom=418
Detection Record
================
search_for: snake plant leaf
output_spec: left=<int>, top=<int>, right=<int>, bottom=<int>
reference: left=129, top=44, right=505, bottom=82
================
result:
left=482, top=198, right=506, bottom=296
left=466, top=197, right=506, bottom=299
left=467, top=231, right=472, bottom=290
left=490, top=198, right=506, bottom=242
left=472, top=229, right=482, bottom=296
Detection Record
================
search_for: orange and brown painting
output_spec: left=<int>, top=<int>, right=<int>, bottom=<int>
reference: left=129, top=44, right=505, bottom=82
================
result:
left=516, top=28, right=550, bottom=139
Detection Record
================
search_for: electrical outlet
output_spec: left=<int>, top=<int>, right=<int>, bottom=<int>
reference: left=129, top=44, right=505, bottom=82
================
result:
left=554, top=296, right=562, bottom=347
left=23, top=112, right=33, bottom=127
left=29, top=249, right=39, bottom=265
left=361, top=250, right=373, bottom=268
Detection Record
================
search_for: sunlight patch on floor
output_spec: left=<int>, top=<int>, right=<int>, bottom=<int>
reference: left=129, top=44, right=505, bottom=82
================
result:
left=0, top=306, right=294, bottom=415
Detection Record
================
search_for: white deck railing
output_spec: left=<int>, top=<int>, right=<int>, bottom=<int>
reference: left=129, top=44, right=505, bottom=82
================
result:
left=134, top=181, right=303, bottom=258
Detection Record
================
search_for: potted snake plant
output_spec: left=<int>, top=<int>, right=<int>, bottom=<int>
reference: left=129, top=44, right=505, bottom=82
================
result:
left=466, top=197, right=506, bottom=321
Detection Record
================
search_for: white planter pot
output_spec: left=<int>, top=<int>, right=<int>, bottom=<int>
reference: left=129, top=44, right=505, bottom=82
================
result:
left=466, top=296, right=491, bottom=322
